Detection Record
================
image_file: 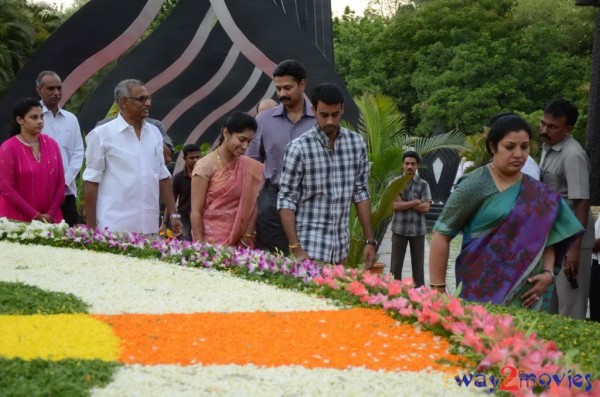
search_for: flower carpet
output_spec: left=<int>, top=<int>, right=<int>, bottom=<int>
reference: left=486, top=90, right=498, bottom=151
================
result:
left=0, top=219, right=599, bottom=396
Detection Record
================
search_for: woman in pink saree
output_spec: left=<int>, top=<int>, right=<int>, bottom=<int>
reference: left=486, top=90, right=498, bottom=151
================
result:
left=0, top=98, right=65, bottom=223
left=190, top=111, right=264, bottom=247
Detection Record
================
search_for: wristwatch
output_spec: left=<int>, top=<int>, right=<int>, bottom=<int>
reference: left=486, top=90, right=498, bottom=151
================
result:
left=365, top=239, right=378, bottom=247
left=170, top=213, right=181, bottom=219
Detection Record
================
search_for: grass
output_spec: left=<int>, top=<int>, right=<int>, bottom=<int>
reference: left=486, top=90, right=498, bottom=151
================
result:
left=0, top=281, right=89, bottom=315
left=0, top=358, right=119, bottom=397
left=0, top=282, right=119, bottom=396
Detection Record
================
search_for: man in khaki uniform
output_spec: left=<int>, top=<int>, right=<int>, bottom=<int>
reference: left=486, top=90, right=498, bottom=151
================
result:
left=540, top=99, right=593, bottom=319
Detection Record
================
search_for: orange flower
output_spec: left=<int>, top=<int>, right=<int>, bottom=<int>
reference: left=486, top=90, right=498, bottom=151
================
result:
left=94, top=309, right=464, bottom=372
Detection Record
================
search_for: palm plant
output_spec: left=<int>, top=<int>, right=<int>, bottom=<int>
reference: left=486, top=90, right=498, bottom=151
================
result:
left=0, top=0, right=35, bottom=94
left=345, top=93, right=466, bottom=267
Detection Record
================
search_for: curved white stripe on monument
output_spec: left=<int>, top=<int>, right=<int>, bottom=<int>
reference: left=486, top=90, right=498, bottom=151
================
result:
left=185, top=67, right=264, bottom=146
left=209, top=0, right=277, bottom=76
left=293, top=0, right=301, bottom=27
left=161, top=46, right=240, bottom=130
left=145, top=7, right=217, bottom=94
left=60, top=0, right=165, bottom=106
left=248, top=81, right=277, bottom=116
left=278, top=0, right=287, bottom=13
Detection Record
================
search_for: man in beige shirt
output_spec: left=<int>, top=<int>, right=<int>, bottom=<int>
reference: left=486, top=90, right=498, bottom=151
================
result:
left=540, top=99, right=593, bottom=320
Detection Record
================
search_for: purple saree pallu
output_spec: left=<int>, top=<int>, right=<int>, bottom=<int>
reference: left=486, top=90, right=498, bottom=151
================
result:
left=455, top=176, right=564, bottom=304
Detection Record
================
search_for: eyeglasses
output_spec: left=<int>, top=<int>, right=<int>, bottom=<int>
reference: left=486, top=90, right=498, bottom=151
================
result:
left=127, top=95, right=152, bottom=103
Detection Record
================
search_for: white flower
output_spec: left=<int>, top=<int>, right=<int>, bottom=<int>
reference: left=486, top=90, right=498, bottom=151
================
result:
left=0, top=242, right=338, bottom=314
left=91, top=364, right=484, bottom=397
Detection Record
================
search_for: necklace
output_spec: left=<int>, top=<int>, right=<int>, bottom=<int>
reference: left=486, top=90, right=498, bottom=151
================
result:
left=17, top=134, right=40, bottom=162
left=489, top=163, right=502, bottom=180
left=216, top=147, right=233, bottom=169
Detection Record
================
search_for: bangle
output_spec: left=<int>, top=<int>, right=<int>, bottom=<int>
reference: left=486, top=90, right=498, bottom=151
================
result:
left=288, top=242, right=302, bottom=249
left=170, top=213, right=181, bottom=219
left=542, top=269, right=555, bottom=280
left=430, top=283, right=446, bottom=288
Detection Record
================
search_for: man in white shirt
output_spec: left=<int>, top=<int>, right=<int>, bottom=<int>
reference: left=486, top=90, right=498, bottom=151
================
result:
left=83, top=79, right=182, bottom=236
left=36, top=71, right=84, bottom=226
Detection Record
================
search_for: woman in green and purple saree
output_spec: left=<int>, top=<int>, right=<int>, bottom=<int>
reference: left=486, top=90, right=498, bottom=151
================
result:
left=429, top=115, right=583, bottom=310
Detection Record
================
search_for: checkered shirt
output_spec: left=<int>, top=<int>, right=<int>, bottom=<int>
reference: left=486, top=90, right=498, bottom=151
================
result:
left=391, top=175, right=432, bottom=236
left=277, top=125, right=370, bottom=263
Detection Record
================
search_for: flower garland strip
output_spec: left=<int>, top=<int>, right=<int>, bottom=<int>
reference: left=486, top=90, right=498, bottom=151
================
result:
left=0, top=314, right=119, bottom=361
left=93, top=364, right=484, bottom=397
left=93, top=308, right=463, bottom=372
left=0, top=241, right=339, bottom=314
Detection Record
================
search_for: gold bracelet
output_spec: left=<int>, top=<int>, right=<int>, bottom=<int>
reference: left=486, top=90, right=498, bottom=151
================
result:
left=429, top=283, right=446, bottom=288
left=242, top=233, right=253, bottom=239
left=288, top=242, right=302, bottom=249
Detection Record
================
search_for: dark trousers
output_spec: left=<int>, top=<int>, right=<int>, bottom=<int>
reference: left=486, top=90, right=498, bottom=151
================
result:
left=255, top=183, right=289, bottom=255
left=181, top=216, right=192, bottom=241
left=591, top=259, right=600, bottom=322
left=61, top=194, right=78, bottom=226
left=390, top=233, right=425, bottom=287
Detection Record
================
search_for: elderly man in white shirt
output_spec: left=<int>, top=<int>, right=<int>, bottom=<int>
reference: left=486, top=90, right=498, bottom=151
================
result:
left=36, top=71, right=85, bottom=226
left=83, top=79, right=182, bottom=236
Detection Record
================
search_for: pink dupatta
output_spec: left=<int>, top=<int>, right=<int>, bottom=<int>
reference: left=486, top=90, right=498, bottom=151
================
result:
left=203, top=155, right=264, bottom=246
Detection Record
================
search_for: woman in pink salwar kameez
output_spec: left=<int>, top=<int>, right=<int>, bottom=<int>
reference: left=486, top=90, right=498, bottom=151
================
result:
left=0, top=98, right=65, bottom=223
left=190, top=111, right=264, bottom=247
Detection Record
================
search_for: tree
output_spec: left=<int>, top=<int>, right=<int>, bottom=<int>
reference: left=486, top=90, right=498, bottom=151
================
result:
left=26, top=1, right=63, bottom=47
left=334, top=0, right=596, bottom=141
left=0, top=0, right=35, bottom=94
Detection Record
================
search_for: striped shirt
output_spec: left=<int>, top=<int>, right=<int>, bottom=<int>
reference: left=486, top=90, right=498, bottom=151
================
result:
left=391, top=175, right=431, bottom=236
left=277, top=125, right=370, bottom=263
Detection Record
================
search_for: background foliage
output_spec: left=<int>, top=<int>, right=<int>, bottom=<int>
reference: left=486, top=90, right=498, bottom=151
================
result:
left=334, top=0, right=596, bottom=141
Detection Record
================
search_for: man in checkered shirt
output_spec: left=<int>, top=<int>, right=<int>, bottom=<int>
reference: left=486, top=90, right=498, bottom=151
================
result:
left=390, top=151, right=432, bottom=286
left=277, top=83, right=376, bottom=267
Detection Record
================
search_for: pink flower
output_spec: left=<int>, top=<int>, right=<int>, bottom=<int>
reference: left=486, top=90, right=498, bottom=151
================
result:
left=446, top=296, right=465, bottom=317
left=366, top=293, right=388, bottom=306
left=387, top=280, right=402, bottom=296
left=398, top=305, right=414, bottom=317
left=462, top=329, right=485, bottom=354
left=448, top=320, right=468, bottom=334
left=401, top=278, right=415, bottom=289
left=407, top=288, right=422, bottom=303
left=312, top=276, right=339, bottom=289
left=333, top=264, right=347, bottom=279
left=517, top=350, right=544, bottom=371
left=383, top=297, right=409, bottom=311
left=418, top=306, right=440, bottom=325
left=361, top=271, right=381, bottom=288
left=479, top=345, right=509, bottom=368
left=346, top=280, right=368, bottom=297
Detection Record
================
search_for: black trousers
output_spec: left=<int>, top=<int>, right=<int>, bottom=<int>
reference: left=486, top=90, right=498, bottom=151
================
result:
left=61, top=194, right=78, bottom=226
left=390, top=233, right=425, bottom=287
left=255, top=182, right=289, bottom=255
